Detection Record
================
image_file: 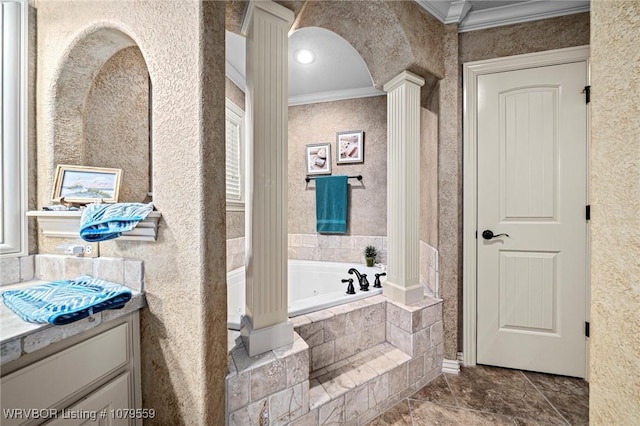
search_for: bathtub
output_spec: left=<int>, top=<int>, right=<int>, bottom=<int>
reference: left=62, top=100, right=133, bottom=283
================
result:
left=227, top=260, right=385, bottom=330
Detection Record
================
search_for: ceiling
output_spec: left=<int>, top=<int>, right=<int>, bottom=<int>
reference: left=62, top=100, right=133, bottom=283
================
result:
left=226, top=0, right=590, bottom=105
left=226, top=28, right=382, bottom=106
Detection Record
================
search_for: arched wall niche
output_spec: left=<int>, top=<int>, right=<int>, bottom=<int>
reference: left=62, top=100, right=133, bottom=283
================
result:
left=51, top=26, right=150, bottom=203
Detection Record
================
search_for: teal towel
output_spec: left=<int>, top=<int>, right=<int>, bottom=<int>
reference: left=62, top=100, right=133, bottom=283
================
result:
left=315, top=175, right=348, bottom=234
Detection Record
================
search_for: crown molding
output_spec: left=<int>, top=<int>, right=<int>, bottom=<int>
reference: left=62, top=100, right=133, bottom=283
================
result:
left=288, top=86, right=384, bottom=106
left=415, top=0, right=590, bottom=32
left=445, top=0, right=472, bottom=24
left=414, top=0, right=450, bottom=22
left=225, top=59, right=246, bottom=92
left=458, top=0, right=590, bottom=33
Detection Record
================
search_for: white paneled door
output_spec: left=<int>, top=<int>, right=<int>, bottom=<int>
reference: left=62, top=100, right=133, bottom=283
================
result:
left=476, top=61, right=588, bottom=377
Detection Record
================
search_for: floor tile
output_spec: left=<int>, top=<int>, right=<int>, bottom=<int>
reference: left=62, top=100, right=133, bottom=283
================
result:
left=369, top=366, right=588, bottom=426
left=409, top=399, right=515, bottom=425
left=445, top=365, right=566, bottom=424
left=410, top=374, right=458, bottom=406
left=523, top=371, right=589, bottom=425
left=365, top=400, right=412, bottom=426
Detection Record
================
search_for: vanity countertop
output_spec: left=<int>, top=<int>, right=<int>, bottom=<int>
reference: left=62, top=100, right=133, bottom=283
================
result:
left=0, top=280, right=145, bottom=366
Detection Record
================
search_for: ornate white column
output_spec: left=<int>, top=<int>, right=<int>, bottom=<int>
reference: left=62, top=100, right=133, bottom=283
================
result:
left=241, top=0, right=294, bottom=356
left=383, top=71, right=425, bottom=306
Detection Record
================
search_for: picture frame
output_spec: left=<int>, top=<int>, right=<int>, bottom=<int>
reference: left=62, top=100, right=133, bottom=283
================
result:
left=305, top=143, right=332, bottom=176
left=336, top=130, right=364, bottom=164
left=52, top=165, right=122, bottom=204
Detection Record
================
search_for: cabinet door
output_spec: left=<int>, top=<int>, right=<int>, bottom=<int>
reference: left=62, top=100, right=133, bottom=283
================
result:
left=47, top=373, right=131, bottom=426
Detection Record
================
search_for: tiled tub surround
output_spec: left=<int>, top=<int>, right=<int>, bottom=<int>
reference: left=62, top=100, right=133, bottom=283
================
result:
left=420, top=241, right=438, bottom=297
left=288, top=234, right=387, bottom=265
left=227, top=235, right=388, bottom=273
left=227, top=236, right=245, bottom=272
left=0, top=254, right=145, bottom=366
left=226, top=295, right=443, bottom=425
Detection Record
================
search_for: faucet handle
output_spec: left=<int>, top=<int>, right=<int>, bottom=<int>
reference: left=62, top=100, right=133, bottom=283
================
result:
left=373, top=272, right=386, bottom=289
left=342, top=278, right=356, bottom=295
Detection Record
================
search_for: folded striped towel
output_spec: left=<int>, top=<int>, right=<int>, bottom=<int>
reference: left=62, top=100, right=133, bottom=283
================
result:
left=1, top=276, right=132, bottom=325
left=80, top=202, right=154, bottom=242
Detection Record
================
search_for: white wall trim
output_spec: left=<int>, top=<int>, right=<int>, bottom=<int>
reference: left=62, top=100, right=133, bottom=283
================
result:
left=0, top=0, right=28, bottom=257
left=459, top=1, right=589, bottom=33
left=462, top=45, right=590, bottom=368
left=415, top=0, right=589, bottom=33
left=442, top=358, right=460, bottom=375
left=225, top=59, right=246, bottom=92
left=445, top=0, right=472, bottom=24
left=288, top=86, right=383, bottom=106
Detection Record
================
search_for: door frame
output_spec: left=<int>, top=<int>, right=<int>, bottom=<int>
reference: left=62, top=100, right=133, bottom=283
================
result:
left=462, top=45, right=590, bottom=367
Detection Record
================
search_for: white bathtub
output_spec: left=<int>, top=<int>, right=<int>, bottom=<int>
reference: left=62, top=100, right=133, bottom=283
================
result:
left=227, top=260, right=385, bottom=330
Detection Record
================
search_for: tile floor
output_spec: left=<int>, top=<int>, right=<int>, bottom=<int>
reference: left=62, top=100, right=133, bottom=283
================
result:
left=366, top=365, right=589, bottom=425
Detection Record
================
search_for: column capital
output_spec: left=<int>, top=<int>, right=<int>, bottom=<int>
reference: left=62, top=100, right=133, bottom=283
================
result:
left=383, top=70, right=425, bottom=93
left=242, top=0, right=295, bottom=35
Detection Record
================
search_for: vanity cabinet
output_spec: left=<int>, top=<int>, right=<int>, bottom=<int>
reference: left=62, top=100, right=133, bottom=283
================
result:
left=1, top=314, right=141, bottom=426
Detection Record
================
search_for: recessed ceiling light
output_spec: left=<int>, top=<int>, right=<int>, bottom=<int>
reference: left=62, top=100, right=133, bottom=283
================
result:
left=294, top=49, right=315, bottom=64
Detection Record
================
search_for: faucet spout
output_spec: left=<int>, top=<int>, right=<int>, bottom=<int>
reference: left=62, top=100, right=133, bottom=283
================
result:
left=348, top=268, right=362, bottom=281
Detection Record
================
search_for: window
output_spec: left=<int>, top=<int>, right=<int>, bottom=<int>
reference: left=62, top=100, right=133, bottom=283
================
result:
left=226, top=98, right=244, bottom=211
left=1, top=0, right=28, bottom=257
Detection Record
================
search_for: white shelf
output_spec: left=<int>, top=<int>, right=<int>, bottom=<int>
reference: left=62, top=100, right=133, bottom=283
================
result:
left=27, top=210, right=161, bottom=242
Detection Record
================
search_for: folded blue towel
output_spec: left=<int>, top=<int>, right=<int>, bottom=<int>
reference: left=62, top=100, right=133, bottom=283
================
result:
left=80, top=202, right=154, bottom=242
left=315, top=175, right=348, bottom=234
left=1, top=276, right=132, bottom=325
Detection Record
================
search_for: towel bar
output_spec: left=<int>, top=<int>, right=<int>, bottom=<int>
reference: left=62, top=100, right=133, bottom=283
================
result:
left=305, top=175, right=362, bottom=183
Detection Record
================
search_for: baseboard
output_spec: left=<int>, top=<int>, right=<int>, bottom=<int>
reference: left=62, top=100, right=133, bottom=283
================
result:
left=442, top=358, right=460, bottom=375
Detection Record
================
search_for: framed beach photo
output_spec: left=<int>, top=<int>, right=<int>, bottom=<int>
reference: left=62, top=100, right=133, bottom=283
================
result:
left=336, top=130, right=364, bottom=164
left=52, top=165, right=122, bottom=204
left=305, top=143, right=332, bottom=176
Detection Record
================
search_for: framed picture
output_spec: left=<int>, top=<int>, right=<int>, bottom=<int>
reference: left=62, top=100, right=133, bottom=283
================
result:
left=52, top=165, right=122, bottom=204
left=305, top=143, right=332, bottom=175
left=336, top=130, right=364, bottom=164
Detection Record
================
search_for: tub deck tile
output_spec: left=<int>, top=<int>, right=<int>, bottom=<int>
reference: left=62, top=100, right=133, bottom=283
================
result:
left=291, top=315, right=311, bottom=328
left=309, top=379, right=331, bottom=410
left=317, top=368, right=357, bottom=399
left=273, top=332, right=308, bottom=359
left=341, top=363, right=378, bottom=386
left=379, top=343, right=413, bottom=366
left=306, top=309, right=335, bottom=322
left=310, top=368, right=327, bottom=380
left=325, top=357, right=350, bottom=373
left=365, top=351, right=400, bottom=376
left=328, top=303, right=356, bottom=316
left=231, top=344, right=277, bottom=373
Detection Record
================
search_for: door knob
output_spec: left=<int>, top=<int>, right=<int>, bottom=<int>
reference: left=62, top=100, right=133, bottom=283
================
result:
left=482, top=230, right=510, bottom=240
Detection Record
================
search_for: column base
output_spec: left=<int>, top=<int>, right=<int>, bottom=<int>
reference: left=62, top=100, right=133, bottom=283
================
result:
left=382, top=280, right=424, bottom=306
left=241, top=316, right=294, bottom=357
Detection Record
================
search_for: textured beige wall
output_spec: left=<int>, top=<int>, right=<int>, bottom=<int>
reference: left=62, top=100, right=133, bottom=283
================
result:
left=589, top=1, right=640, bottom=423
left=35, top=1, right=227, bottom=424
left=225, top=77, right=245, bottom=239
left=288, top=96, right=387, bottom=236
left=438, top=24, right=461, bottom=360
left=421, top=95, right=438, bottom=248
left=459, top=12, right=591, bottom=63
left=28, top=4, right=37, bottom=253
left=84, top=47, right=149, bottom=203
